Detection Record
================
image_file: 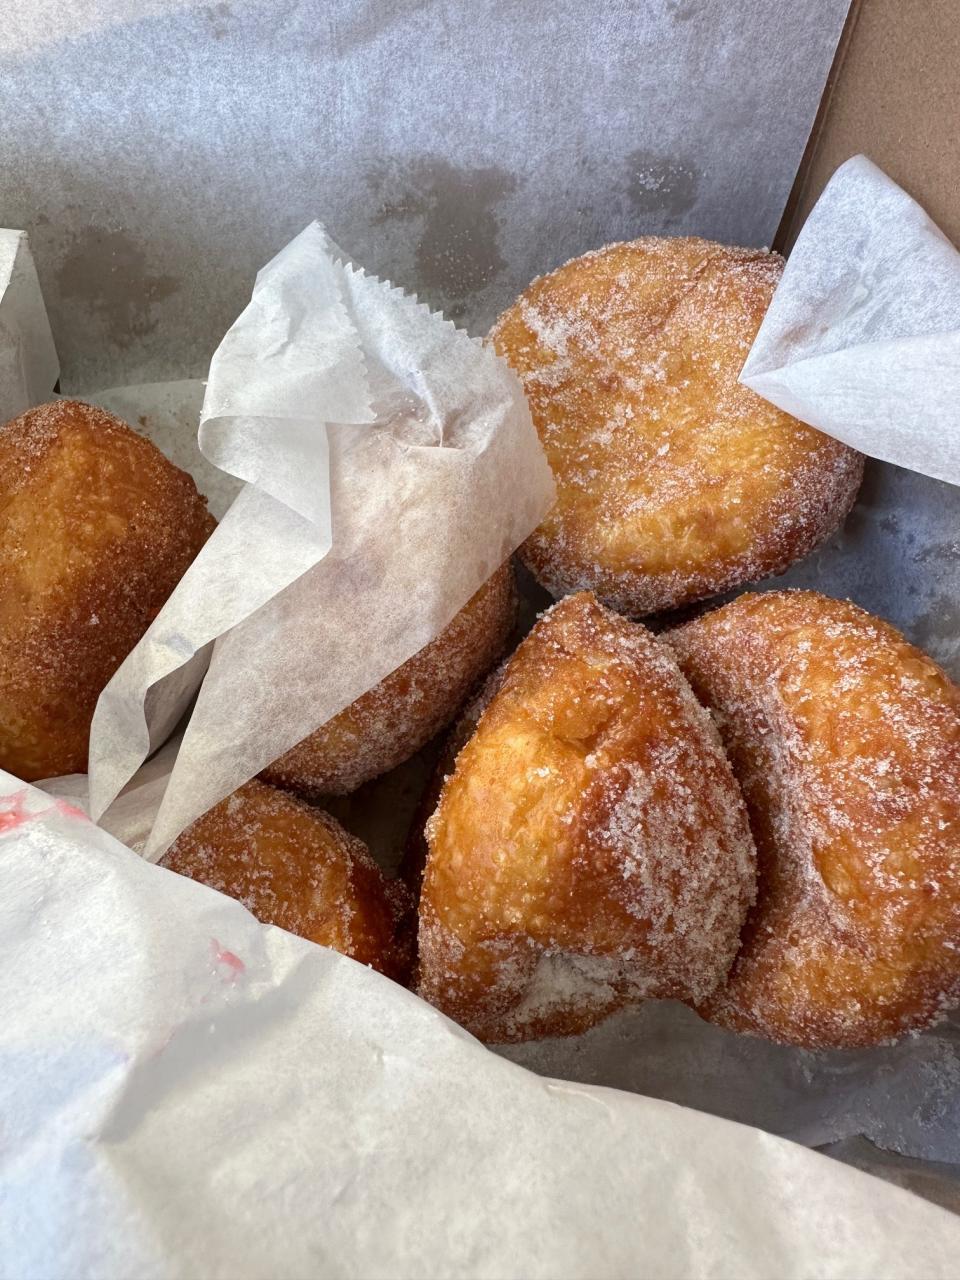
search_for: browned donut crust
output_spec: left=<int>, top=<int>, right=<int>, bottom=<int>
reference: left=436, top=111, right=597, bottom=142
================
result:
left=0, top=399, right=215, bottom=781
left=400, top=664, right=507, bottom=904
left=666, top=591, right=960, bottom=1049
left=261, top=562, right=518, bottom=798
left=490, top=238, right=864, bottom=616
left=163, top=779, right=413, bottom=982
left=417, top=592, right=757, bottom=1042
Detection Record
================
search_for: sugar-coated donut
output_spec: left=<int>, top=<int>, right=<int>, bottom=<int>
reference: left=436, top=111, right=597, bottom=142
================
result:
left=666, top=591, right=960, bottom=1048
left=0, top=400, right=215, bottom=781
left=417, top=592, right=757, bottom=1042
left=491, top=238, right=864, bottom=616
left=163, top=779, right=413, bottom=981
left=400, top=665, right=506, bottom=901
left=261, top=562, right=517, bottom=798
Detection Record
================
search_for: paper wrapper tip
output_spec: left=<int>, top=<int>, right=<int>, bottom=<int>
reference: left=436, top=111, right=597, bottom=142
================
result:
left=742, top=155, right=960, bottom=487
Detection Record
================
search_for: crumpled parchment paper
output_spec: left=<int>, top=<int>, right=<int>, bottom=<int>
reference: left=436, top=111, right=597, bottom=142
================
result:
left=4, top=771, right=959, bottom=1280
left=86, top=225, right=554, bottom=857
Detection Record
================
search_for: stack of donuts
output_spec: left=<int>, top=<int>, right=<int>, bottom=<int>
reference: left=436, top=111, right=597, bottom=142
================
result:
left=4, top=236, right=959, bottom=1052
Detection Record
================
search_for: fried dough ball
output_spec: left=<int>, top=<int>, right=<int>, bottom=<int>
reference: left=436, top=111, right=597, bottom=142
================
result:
left=400, top=665, right=506, bottom=901
left=666, top=591, right=960, bottom=1049
left=490, top=239, right=864, bottom=616
left=417, top=592, right=757, bottom=1042
left=261, top=562, right=517, bottom=798
left=0, top=400, right=215, bottom=781
left=163, top=779, right=413, bottom=982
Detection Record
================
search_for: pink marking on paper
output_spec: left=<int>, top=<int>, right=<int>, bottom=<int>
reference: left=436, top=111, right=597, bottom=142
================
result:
left=0, top=790, right=91, bottom=838
left=211, top=938, right=246, bottom=978
left=53, top=798, right=91, bottom=822
left=0, top=790, right=34, bottom=835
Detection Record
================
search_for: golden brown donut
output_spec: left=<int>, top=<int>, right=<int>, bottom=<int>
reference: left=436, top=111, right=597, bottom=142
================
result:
left=0, top=399, right=215, bottom=781
left=666, top=590, right=960, bottom=1049
left=417, top=592, right=757, bottom=1042
left=261, top=562, right=517, bottom=798
left=400, top=664, right=506, bottom=903
left=490, top=238, right=864, bottom=616
left=163, top=779, right=413, bottom=982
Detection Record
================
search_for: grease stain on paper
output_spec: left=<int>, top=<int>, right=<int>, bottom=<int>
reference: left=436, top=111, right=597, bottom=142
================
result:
left=57, top=227, right=180, bottom=348
left=912, top=594, right=960, bottom=649
left=206, top=2, right=235, bottom=40
left=666, top=0, right=701, bottom=24
left=626, top=149, right=700, bottom=220
left=917, top=539, right=960, bottom=565
left=369, top=157, right=517, bottom=318
left=334, top=0, right=437, bottom=55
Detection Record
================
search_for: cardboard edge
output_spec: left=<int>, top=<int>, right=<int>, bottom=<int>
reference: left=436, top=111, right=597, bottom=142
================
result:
left=773, top=0, right=866, bottom=253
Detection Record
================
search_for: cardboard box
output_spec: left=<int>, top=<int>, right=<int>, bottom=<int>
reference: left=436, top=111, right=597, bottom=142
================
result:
left=780, top=0, right=960, bottom=249
left=4, top=1, right=960, bottom=1272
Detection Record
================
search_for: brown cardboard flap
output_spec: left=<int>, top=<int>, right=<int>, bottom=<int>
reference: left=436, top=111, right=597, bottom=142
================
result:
left=779, top=0, right=960, bottom=251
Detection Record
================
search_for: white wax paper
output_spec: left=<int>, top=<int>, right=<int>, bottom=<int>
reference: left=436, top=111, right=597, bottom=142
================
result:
left=0, top=228, right=58, bottom=421
left=40, top=735, right=183, bottom=860
left=0, top=0, right=850, bottom=391
left=741, top=155, right=960, bottom=485
left=86, top=224, right=554, bottom=857
left=90, top=380, right=242, bottom=520
left=4, top=771, right=960, bottom=1280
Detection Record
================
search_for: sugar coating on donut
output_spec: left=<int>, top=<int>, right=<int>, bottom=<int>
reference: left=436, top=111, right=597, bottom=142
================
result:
left=400, top=663, right=508, bottom=901
left=667, top=590, right=960, bottom=1048
left=490, top=239, right=864, bottom=616
left=417, top=592, right=757, bottom=1042
left=163, top=779, right=413, bottom=981
left=0, top=399, right=215, bottom=781
left=261, top=562, right=518, bottom=799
